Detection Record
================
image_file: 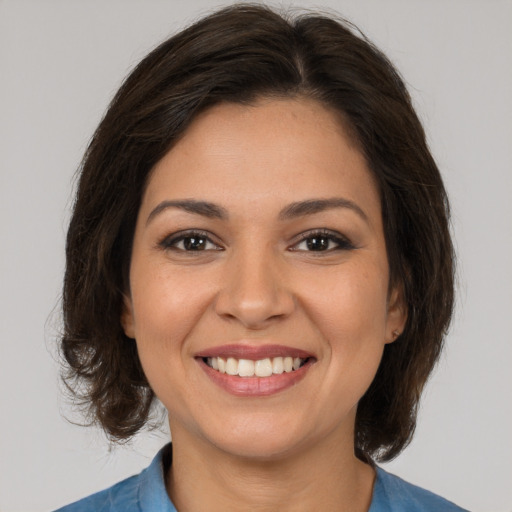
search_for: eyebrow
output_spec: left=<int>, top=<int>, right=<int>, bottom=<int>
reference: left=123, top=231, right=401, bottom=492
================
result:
left=146, top=199, right=229, bottom=225
left=146, top=197, right=368, bottom=225
left=278, top=198, right=369, bottom=223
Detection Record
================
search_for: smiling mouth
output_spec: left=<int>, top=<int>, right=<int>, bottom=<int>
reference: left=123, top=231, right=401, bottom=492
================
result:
left=203, top=356, right=310, bottom=378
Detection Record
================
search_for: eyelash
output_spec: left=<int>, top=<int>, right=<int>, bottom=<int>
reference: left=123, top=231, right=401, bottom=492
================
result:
left=158, top=230, right=222, bottom=253
left=158, top=229, right=355, bottom=254
left=291, top=229, right=355, bottom=253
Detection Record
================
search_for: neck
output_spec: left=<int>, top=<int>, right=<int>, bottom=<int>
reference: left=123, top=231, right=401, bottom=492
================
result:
left=166, top=422, right=375, bottom=512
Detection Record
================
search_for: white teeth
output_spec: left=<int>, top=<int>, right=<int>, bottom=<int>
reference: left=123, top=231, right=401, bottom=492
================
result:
left=255, top=358, right=273, bottom=377
left=238, top=359, right=255, bottom=377
left=272, top=356, right=284, bottom=374
left=206, top=355, right=307, bottom=377
left=226, top=357, right=238, bottom=376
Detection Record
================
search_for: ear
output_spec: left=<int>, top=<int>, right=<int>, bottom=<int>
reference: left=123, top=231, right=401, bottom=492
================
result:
left=385, top=285, right=407, bottom=344
left=121, top=294, right=136, bottom=339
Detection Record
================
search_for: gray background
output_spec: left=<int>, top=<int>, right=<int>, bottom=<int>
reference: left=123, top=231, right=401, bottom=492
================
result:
left=1, top=0, right=511, bottom=511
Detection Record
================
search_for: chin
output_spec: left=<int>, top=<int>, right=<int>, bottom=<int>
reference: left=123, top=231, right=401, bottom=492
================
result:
left=214, top=434, right=303, bottom=462
left=196, top=411, right=321, bottom=462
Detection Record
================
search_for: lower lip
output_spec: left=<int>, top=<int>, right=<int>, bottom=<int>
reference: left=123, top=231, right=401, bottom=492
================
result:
left=197, top=358, right=314, bottom=397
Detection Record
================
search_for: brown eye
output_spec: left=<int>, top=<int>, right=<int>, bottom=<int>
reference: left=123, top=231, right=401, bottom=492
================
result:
left=160, top=230, right=221, bottom=252
left=291, top=230, right=355, bottom=253
left=305, top=235, right=330, bottom=251
left=182, top=235, right=208, bottom=251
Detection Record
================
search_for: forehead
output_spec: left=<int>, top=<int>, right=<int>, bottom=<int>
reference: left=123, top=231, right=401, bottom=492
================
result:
left=142, top=98, right=381, bottom=224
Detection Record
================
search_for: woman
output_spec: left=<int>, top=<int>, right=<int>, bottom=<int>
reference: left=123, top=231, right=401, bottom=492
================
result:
left=56, top=4, right=466, bottom=511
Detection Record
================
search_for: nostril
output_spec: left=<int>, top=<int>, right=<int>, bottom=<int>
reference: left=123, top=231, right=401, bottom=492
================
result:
left=213, top=261, right=295, bottom=329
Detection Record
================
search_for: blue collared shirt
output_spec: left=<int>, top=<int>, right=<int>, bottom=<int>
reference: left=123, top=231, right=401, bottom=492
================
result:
left=54, top=444, right=468, bottom=511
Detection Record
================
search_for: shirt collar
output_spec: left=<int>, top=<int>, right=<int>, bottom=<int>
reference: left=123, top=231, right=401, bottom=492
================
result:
left=138, top=444, right=177, bottom=512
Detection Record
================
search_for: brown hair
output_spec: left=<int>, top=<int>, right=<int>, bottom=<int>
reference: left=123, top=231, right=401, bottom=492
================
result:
left=61, top=4, right=454, bottom=462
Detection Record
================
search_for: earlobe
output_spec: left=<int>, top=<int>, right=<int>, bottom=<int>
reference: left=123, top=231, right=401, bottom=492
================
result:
left=385, top=286, right=407, bottom=344
left=121, top=295, right=136, bottom=339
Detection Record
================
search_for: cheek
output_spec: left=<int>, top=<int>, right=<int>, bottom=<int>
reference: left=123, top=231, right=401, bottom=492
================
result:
left=129, top=262, right=215, bottom=366
left=128, top=268, right=213, bottom=415
left=302, top=263, right=389, bottom=340
left=300, top=263, right=389, bottom=387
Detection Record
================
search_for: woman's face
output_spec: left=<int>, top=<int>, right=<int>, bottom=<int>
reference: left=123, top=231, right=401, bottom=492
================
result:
left=123, top=98, right=405, bottom=459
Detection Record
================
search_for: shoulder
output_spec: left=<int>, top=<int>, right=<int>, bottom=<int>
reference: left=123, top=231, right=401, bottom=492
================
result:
left=53, top=444, right=176, bottom=512
left=53, top=474, right=140, bottom=512
left=371, top=467, right=469, bottom=512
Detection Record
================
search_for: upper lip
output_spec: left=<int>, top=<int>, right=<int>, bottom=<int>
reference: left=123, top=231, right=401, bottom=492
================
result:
left=195, top=343, right=314, bottom=360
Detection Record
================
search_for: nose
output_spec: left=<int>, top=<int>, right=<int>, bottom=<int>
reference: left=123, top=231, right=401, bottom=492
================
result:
left=214, top=245, right=295, bottom=330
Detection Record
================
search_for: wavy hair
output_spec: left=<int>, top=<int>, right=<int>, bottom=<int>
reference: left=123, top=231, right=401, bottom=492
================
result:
left=61, top=4, right=454, bottom=462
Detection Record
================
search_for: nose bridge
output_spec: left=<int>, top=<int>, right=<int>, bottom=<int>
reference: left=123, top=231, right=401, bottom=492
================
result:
left=215, top=238, right=294, bottom=328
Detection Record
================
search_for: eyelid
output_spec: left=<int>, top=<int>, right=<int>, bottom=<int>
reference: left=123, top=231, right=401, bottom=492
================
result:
left=288, top=229, right=355, bottom=251
left=158, top=229, right=224, bottom=251
left=157, top=228, right=354, bottom=253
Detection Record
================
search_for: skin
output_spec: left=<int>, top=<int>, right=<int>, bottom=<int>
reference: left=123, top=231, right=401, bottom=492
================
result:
left=122, top=98, right=406, bottom=511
